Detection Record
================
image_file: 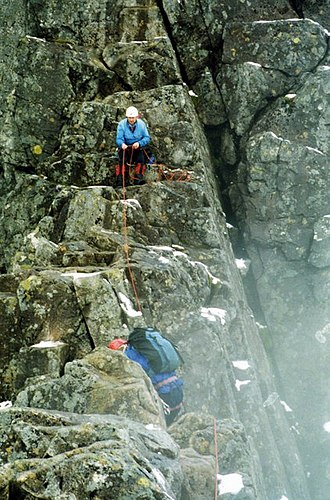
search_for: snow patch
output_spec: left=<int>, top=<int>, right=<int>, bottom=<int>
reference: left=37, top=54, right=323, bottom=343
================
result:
left=192, top=261, right=221, bottom=284
left=61, top=271, right=103, bottom=279
left=280, top=400, right=293, bottom=412
left=235, top=258, right=247, bottom=270
left=148, top=247, right=221, bottom=285
left=306, top=146, right=324, bottom=156
left=118, top=292, right=142, bottom=318
left=92, top=472, right=108, bottom=484
left=188, top=89, right=198, bottom=97
left=315, top=330, right=327, bottom=344
left=151, top=468, right=166, bottom=489
left=290, top=424, right=300, bottom=435
left=150, top=245, right=173, bottom=251
left=120, top=198, right=142, bottom=210
left=31, top=340, right=65, bottom=349
left=263, top=392, right=279, bottom=407
left=173, top=250, right=187, bottom=258
left=246, top=61, right=261, bottom=68
left=232, top=360, right=250, bottom=370
left=171, top=244, right=185, bottom=250
left=151, top=468, right=175, bottom=500
left=119, top=40, right=148, bottom=45
left=235, top=379, right=251, bottom=391
left=279, top=496, right=289, bottom=500
left=159, top=256, right=170, bottom=264
left=323, top=422, right=330, bottom=433
left=26, top=35, right=46, bottom=43
left=218, top=473, right=244, bottom=495
left=201, top=307, right=226, bottom=325
left=0, top=401, right=12, bottom=410
left=145, top=423, right=161, bottom=430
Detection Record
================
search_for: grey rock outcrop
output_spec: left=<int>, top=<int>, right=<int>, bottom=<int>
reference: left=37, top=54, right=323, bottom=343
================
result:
left=224, top=27, right=330, bottom=499
left=1, top=0, right=329, bottom=499
left=15, top=347, right=166, bottom=427
left=0, top=406, right=181, bottom=499
left=159, top=5, right=329, bottom=498
left=170, top=413, right=265, bottom=499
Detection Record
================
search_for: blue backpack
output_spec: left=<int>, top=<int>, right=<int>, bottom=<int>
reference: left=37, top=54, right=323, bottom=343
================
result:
left=128, top=327, right=183, bottom=374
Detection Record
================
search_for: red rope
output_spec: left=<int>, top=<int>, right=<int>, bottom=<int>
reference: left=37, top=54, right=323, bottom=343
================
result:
left=120, top=149, right=142, bottom=313
left=214, top=417, right=219, bottom=499
left=119, top=146, right=189, bottom=313
left=142, top=148, right=191, bottom=183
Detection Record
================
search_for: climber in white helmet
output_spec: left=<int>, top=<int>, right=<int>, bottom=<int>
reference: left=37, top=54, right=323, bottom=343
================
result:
left=115, top=106, right=151, bottom=188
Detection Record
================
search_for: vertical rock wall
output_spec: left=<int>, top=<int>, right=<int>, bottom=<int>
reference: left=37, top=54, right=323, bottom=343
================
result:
left=1, top=0, right=328, bottom=498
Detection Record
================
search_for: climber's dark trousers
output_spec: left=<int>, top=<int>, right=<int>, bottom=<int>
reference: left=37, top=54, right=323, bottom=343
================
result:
left=159, top=386, right=184, bottom=426
left=115, top=147, right=146, bottom=187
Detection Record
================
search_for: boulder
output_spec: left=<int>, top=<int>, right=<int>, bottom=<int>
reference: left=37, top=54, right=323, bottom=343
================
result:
left=15, top=347, right=166, bottom=427
left=170, top=413, right=267, bottom=499
left=0, top=406, right=181, bottom=499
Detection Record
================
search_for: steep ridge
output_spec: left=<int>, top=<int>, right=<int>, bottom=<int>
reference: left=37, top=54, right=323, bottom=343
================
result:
left=1, top=0, right=328, bottom=498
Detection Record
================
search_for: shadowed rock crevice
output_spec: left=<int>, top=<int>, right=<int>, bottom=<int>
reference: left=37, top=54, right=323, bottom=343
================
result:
left=156, top=0, right=191, bottom=85
left=1, top=1, right=329, bottom=499
left=289, top=0, right=305, bottom=17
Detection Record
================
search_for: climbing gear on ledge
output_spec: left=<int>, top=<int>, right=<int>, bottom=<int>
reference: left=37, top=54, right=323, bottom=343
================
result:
left=152, top=164, right=192, bottom=182
left=114, top=145, right=193, bottom=189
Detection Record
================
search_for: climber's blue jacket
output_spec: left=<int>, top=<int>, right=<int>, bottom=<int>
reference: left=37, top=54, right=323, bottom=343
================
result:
left=116, top=118, right=151, bottom=148
left=125, top=345, right=183, bottom=394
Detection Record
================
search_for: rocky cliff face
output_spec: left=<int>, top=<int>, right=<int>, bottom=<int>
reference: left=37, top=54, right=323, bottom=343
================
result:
left=0, top=1, right=329, bottom=499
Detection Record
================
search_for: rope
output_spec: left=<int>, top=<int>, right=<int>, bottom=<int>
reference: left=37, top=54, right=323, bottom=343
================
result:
left=118, top=145, right=190, bottom=313
left=142, top=147, right=152, bottom=163
left=120, top=149, right=142, bottom=313
left=142, top=149, right=191, bottom=182
left=214, top=417, right=219, bottom=499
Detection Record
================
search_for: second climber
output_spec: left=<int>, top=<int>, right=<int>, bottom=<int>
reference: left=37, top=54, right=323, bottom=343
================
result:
left=115, top=106, right=151, bottom=188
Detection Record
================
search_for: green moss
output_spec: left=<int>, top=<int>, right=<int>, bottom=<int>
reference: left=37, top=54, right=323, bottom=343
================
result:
left=136, top=477, right=151, bottom=488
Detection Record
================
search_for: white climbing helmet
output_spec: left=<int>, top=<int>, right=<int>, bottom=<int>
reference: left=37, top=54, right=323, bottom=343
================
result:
left=126, top=106, right=139, bottom=118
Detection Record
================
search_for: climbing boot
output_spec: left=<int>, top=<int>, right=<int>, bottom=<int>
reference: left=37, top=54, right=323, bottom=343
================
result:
left=134, top=173, right=145, bottom=185
left=115, top=175, right=123, bottom=189
left=133, top=163, right=146, bottom=185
